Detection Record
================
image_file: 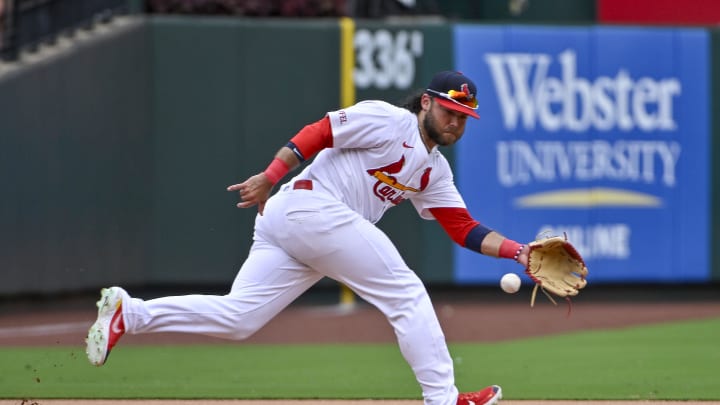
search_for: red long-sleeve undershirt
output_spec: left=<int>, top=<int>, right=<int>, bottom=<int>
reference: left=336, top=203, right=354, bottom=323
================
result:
left=288, top=116, right=334, bottom=160
left=429, top=207, right=480, bottom=247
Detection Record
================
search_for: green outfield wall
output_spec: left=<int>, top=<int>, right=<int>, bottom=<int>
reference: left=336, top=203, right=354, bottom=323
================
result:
left=1, top=15, right=718, bottom=295
left=0, top=19, right=154, bottom=294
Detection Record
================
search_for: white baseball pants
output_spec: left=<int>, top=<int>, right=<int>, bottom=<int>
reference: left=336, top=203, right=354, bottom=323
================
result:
left=121, top=186, right=459, bottom=404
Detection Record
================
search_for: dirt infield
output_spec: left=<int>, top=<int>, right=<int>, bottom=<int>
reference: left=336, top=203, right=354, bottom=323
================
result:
left=1, top=285, right=719, bottom=405
left=2, top=286, right=719, bottom=347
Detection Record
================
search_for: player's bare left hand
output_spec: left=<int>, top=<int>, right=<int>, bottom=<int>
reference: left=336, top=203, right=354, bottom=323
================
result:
left=227, top=173, right=273, bottom=214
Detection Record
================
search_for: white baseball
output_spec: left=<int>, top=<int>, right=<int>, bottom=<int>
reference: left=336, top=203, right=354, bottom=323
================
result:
left=500, top=273, right=521, bottom=294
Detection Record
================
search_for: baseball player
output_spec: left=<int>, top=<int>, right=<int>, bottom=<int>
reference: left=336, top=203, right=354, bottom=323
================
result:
left=86, top=71, right=531, bottom=405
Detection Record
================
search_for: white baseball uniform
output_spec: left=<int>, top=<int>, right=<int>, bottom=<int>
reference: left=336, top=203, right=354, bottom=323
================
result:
left=118, top=100, right=470, bottom=405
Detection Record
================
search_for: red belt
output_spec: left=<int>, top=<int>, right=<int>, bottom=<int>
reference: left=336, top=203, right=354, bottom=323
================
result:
left=293, top=179, right=313, bottom=190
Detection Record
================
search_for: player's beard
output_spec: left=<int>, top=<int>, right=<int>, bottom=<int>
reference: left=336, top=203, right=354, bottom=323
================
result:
left=423, top=106, right=455, bottom=147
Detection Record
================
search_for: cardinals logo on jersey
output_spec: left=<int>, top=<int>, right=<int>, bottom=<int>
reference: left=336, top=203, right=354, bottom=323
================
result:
left=366, top=156, right=431, bottom=205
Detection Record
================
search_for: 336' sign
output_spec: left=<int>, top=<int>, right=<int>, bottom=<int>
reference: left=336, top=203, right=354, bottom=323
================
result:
left=354, top=29, right=423, bottom=90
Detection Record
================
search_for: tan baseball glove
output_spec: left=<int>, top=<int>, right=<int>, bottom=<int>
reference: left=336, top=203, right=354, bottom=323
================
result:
left=525, top=235, right=588, bottom=308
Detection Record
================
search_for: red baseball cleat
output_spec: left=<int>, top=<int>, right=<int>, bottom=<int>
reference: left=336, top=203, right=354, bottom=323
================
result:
left=457, top=385, right=502, bottom=405
left=85, top=287, right=126, bottom=366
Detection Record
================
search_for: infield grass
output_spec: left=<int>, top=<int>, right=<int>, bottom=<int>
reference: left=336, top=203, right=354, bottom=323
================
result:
left=1, top=317, right=718, bottom=400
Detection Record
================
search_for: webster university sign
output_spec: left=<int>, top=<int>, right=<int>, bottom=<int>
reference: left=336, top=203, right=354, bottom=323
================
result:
left=452, top=26, right=710, bottom=284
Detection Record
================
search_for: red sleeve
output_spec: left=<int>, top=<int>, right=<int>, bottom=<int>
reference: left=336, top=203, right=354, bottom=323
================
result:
left=288, top=116, right=333, bottom=161
left=428, top=207, right=480, bottom=247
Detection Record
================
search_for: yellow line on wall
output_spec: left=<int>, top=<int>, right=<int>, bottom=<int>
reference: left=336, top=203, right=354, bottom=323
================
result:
left=339, top=17, right=356, bottom=108
left=338, top=19, right=357, bottom=309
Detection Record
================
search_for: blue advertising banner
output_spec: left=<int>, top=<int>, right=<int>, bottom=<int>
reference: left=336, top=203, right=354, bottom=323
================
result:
left=453, top=26, right=710, bottom=284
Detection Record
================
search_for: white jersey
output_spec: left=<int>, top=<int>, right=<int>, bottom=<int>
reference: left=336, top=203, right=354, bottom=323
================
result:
left=288, top=100, right=467, bottom=224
